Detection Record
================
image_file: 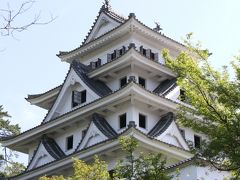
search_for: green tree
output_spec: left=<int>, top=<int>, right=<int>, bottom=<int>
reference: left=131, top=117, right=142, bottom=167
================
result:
left=114, top=136, right=171, bottom=180
left=39, top=156, right=110, bottom=180
left=40, top=136, right=171, bottom=180
left=162, top=33, right=240, bottom=177
left=0, top=105, right=25, bottom=177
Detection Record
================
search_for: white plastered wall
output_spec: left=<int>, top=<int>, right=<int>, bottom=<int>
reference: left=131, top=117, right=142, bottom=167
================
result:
left=53, top=120, right=89, bottom=155
left=105, top=102, right=160, bottom=134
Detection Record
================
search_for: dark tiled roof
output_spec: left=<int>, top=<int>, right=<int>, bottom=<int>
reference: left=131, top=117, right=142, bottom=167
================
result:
left=148, top=112, right=174, bottom=137
left=71, top=60, right=112, bottom=97
left=92, top=113, right=118, bottom=138
left=42, top=136, right=66, bottom=160
left=153, top=78, right=177, bottom=95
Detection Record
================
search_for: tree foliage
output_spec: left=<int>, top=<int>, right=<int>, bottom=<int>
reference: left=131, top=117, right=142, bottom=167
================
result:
left=40, top=156, right=110, bottom=180
left=40, top=136, right=170, bottom=180
left=0, top=105, right=25, bottom=177
left=114, top=136, right=171, bottom=180
left=162, top=33, right=240, bottom=176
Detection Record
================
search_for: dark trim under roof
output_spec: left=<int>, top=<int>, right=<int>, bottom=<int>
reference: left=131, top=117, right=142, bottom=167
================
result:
left=92, top=113, right=118, bottom=138
left=42, top=136, right=66, bottom=160
left=71, top=60, right=112, bottom=97
left=148, top=112, right=174, bottom=137
left=153, top=78, right=177, bottom=95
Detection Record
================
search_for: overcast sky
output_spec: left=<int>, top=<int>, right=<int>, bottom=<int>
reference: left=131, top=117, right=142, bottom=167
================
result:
left=1, top=0, right=240, bottom=164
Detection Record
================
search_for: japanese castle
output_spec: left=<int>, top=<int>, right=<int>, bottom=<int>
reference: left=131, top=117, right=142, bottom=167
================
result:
left=2, top=3, right=231, bottom=180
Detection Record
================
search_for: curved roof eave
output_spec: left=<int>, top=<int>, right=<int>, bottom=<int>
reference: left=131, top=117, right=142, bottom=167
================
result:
left=1, top=82, right=180, bottom=148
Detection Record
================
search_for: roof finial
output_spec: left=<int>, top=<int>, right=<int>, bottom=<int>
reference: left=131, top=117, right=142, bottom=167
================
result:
left=102, top=0, right=110, bottom=11
left=153, top=22, right=163, bottom=32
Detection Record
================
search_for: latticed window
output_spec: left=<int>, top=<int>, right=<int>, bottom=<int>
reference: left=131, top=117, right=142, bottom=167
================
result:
left=72, top=90, right=86, bottom=107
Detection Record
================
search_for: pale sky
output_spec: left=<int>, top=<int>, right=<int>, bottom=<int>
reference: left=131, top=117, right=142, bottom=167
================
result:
left=1, top=0, right=240, bottom=165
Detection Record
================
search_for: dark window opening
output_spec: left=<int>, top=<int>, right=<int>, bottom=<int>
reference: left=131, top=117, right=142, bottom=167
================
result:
left=139, top=114, right=146, bottom=129
left=72, top=90, right=87, bottom=108
left=119, top=113, right=127, bottom=129
left=120, top=77, right=127, bottom=87
left=143, top=49, right=146, bottom=56
left=139, top=77, right=146, bottom=88
left=180, top=89, right=186, bottom=101
left=139, top=46, right=158, bottom=61
left=194, top=135, right=201, bottom=148
left=180, top=129, right=185, bottom=139
left=111, top=50, right=117, bottom=60
left=150, top=52, right=155, bottom=60
left=66, top=135, right=73, bottom=150
left=90, top=58, right=101, bottom=69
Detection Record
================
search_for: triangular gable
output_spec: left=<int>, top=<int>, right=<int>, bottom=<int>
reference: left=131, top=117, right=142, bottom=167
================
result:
left=27, top=136, right=65, bottom=171
left=76, top=114, right=117, bottom=151
left=44, top=66, right=101, bottom=122
left=157, top=122, right=189, bottom=150
left=84, top=8, right=124, bottom=44
left=148, top=113, right=189, bottom=150
left=76, top=121, right=108, bottom=151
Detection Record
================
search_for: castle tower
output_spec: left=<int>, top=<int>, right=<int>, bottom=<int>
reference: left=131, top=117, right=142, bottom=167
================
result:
left=1, top=4, right=230, bottom=180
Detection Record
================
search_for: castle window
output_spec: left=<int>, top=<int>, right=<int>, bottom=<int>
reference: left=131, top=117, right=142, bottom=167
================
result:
left=120, top=77, right=127, bottom=87
left=194, top=135, right=201, bottom=148
left=90, top=58, right=101, bottom=69
left=139, top=46, right=158, bottom=61
left=139, top=77, right=146, bottom=88
left=72, top=90, right=86, bottom=107
left=119, top=113, right=127, bottom=129
left=139, top=114, right=146, bottom=129
left=179, top=89, right=186, bottom=101
left=119, top=46, right=126, bottom=56
left=66, top=135, right=73, bottom=150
